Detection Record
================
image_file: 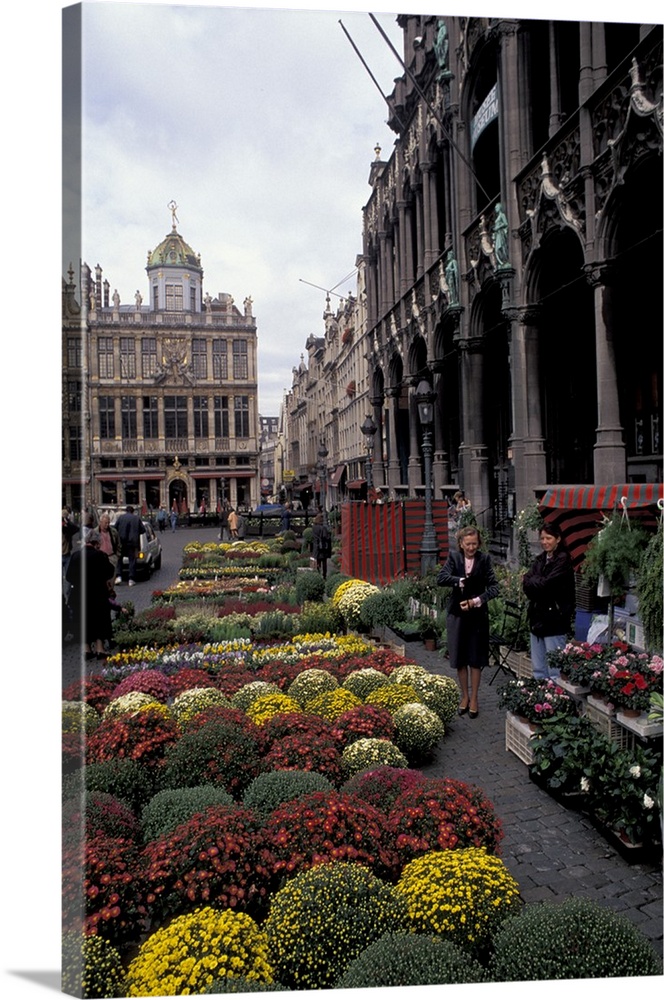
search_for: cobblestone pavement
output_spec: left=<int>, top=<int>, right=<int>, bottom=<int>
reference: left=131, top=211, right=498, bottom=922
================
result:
left=400, top=636, right=663, bottom=959
left=62, top=526, right=663, bottom=961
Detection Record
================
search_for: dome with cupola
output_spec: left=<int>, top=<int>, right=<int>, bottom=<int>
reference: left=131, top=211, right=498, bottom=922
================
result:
left=146, top=203, right=204, bottom=313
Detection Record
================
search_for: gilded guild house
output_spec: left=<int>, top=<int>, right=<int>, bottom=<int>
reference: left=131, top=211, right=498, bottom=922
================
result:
left=62, top=213, right=260, bottom=515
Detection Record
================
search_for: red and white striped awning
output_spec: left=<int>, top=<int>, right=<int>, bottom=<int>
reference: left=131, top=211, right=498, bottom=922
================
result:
left=537, top=483, right=663, bottom=567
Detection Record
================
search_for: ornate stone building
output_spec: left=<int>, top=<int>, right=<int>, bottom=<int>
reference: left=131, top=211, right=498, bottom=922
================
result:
left=62, top=213, right=260, bottom=514
left=281, top=15, right=662, bottom=541
left=359, top=14, right=662, bottom=536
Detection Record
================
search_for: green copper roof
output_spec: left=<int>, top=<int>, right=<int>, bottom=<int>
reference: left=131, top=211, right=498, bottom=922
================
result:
left=147, top=230, right=202, bottom=271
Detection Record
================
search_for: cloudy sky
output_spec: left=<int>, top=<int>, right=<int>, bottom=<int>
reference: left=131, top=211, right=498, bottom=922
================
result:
left=63, top=2, right=410, bottom=415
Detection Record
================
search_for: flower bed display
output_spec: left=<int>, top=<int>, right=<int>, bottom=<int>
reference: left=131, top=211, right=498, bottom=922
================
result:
left=63, top=540, right=663, bottom=993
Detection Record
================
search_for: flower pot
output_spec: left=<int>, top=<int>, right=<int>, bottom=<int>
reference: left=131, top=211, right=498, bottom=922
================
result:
left=619, top=707, right=643, bottom=719
left=424, top=637, right=437, bottom=651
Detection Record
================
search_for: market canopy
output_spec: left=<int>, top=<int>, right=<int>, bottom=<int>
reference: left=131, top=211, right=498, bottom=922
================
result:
left=537, top=483, right=663, bottom=568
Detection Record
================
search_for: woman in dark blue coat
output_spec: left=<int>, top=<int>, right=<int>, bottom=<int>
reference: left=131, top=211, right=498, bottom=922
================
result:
left=437, top=526, right=499, bottom=718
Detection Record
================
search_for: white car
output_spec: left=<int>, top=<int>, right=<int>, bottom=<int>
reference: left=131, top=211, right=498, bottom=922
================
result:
left=118, top=519, right=162, bottom=580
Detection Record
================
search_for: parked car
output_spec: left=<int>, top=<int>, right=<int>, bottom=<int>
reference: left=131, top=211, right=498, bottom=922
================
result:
left=118, top=519, right=162, bottom=579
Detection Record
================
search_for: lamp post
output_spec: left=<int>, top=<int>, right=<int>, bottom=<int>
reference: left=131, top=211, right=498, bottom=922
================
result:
left=360, top=414, right=377, bottom=492
left=317, top=441, right=329, bottom=525
left=416, top=379, right=438, bottom=575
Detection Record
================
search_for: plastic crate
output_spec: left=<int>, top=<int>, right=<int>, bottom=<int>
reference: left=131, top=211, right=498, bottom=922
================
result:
left=585, top=699, right=633, bottom=749
left=505, top=712, right=537, bottom=765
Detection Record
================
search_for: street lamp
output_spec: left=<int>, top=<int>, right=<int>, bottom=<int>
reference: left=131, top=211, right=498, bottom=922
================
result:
left=416, top=379, right=438, bottom=575
left=360, top=414, right=377, bottom=492
left=317, top=441, right=329, bottom=525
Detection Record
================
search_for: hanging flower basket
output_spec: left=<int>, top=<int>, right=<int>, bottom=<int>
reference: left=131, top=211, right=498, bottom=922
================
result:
left=346, top=380, right=356, bottom=397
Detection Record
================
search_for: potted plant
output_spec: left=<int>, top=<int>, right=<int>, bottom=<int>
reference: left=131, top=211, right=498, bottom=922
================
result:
left=598, top=649, right=663, bottom=718
left=581, top=512, right=650, bottom=640
left=498, top=676, right=577, bottom=728
left=637, top=521, right=663, bottom=653
left=529, top=714, right=613, bottom=799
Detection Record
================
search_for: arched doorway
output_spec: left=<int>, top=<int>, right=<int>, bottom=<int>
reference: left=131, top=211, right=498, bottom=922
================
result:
left=169, top=477, right=188, bottom=513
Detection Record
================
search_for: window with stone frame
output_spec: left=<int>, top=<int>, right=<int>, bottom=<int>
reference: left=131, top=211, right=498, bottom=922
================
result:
left=164, top=395, right=188, bottom=438
left=194, top=395, right=209, bottom=438
left=214, top=395, right=230, bottom=438
left=141, top=337, right=158, bottom=377
left=98, top=337, right=114, bottom=378
left=234, top=394, right=250, bottom=438
left=166, top=283, right=183, bottom=311
left=213, top=339, right=228, bottom=380
left=121, top=396, right=137, bottom=440
left=68, top=380, right=82, bottom=413
left=143, top=396, right=159, bottom=439
left=119, top=337, right=136, bottom=378
left=68, top=425, right=83, bottom=461
left=232, top=339, right=249, bottom=379
left=192, top=338, right=208, bottom=379
left=67, top=336, right=82, bottom=369
left=98, top=396, right=116, bottom=439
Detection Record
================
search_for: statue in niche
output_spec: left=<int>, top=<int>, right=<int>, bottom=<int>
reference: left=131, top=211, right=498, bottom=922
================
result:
left=89, top=290, right=96, bottom=311
left=493, top=203, right=510, bottom=268
left=444, top=249, right=459, bottom=305
left=433, top=20, right=451, bottom=77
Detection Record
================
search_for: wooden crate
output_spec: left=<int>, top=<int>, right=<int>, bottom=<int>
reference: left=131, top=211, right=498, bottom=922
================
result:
left=505, top=712, right=538, bottom=765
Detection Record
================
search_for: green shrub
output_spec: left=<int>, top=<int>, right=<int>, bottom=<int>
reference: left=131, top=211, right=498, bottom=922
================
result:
left=392, top=702, right=445, bottom=762
left=140, top=785, right=235, bottom=842
left=295, top=570, right=326, bottom=605
left=287, top=667, right=338, bottom=704
left=342, top=667, right=390, bottom=700
left=490, top=897, right=662, bottom=980
left=325, top=570, right=350, bottom=598
left=242, top=770, right=335, bottom=818
left=209, top=619, right=253, bottom=641
left=252, top=610, right=295, bottom=640
left=61, top=932, right=127, bottom=998
left=336, top=932, right=487, bottom=987
left=296, top=600, right=343, bottom=635
left=204, top=977, right=287, bottom=992
left=264, top=862, right=409, bottom=990
left=358, top=589, right=409, bottom=631
left=75, top=758, right=158, bottom=812
left=341, top=737, right=409, bottom=777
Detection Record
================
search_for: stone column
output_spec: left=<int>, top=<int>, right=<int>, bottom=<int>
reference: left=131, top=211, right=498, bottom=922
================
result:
left=407, top=381, right=423, bottom=490
left=414, top=180, right=425, bottom=279
left=548, top=22, right=562, bottom=136
left=378, top=231, right=388, bottom=315
left=404, top=202, right=415, bottom=287
left=385, top=231, right=395, bottom=311
left=385, top=386, right=402, bottom=489
left=586, top=264, right=626, bottom=481
left=509, top=307, right=547, bottom=512
left=428, top=164, right=440, bottom=263
left=397, top=201, right=408, bottom=297
left=431, top=363, right=449, bottom=492
left=421, top=162, right=434, bottom=269
left=371, top=395, right=386, bottom=488
left=457, top=337, right=491, bottom=519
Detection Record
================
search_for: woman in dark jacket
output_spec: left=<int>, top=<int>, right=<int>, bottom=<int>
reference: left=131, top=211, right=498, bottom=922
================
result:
left=438, top=526, right=499, bottom=718
left=522, top=523, right=575, bottom=679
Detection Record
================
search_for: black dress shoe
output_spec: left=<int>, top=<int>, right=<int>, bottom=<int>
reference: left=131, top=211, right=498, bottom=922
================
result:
left=469, top=709, right=479, bottom=719
left=458, top=705, right=469, bottom=716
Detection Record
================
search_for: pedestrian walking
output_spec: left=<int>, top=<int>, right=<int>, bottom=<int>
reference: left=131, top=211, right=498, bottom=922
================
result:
left=228, top=508, right=239, bottom=539
left=98, top=513, right=122, bottom=576
left=522, top=523, right=575, bottom=680
left=65, top=529, right=115, bottom=661
left=280, top=502, right=292, bottom=532
left=156, top=505, right=167, bottom=532
left=114, top=505, right=145, bottom=587
left=218, top=505, right=230, bottom=541
left=311, top=514, right=332, bottom=579
left=437, top=526, right=499, bottom=718
left=170, top=506, right=178, bottom=532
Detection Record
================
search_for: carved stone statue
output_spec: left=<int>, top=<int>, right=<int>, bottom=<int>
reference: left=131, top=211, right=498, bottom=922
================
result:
left=444, top=250, right=459, bottom=305
left=243, top=295, right=253, bottom=317
left=135, top=290, right=143, bottom=309
left=493, top=203, right=510, bottom=268
left=89, top=290, right=96, bottom=311
left=433, top=20, right=450, bottom=76
left=204, top=292, right=212, bottom=312
left=112, top=289, right=120, bottom=310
